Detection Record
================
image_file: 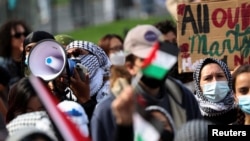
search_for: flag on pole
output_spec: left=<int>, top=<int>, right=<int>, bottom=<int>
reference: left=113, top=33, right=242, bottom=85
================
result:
left=131, top=84, right=162, bottom=141
left=29, top=75, right=91, bottom=141
left=133, top=112, right=160, bottom=141
left=132, top=41, right=178, bottom=141
left=141, top=41, right=178, bottom=80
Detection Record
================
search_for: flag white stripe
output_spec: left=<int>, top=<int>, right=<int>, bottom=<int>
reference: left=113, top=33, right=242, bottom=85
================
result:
left=152, top=50, right=177, bottom=69
left=133, top=112, right=160, bottom=141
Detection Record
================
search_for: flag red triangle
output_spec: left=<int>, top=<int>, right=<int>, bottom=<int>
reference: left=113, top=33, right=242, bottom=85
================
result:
left=141, top=42, right=159, bottom=68
left=29, top=75, right=91, bottom=141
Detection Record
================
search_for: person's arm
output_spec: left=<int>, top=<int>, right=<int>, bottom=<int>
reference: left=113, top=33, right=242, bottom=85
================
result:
left=90, top=95, right=117, bottom=141
left=80, top=97, right=97, bottom=122
left=111, top=86, right=134, bottom=141
left=70, top=68, right=97, bottom=121
left=70, top=69, right=90, bottom=103
left=114, top=124, right=133, bottom=141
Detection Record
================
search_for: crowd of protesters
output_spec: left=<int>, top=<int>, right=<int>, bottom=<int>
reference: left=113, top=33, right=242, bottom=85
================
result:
left=0, top=14, right=248, bottom=141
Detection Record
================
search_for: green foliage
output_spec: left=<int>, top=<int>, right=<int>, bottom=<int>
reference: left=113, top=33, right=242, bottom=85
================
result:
left=65, top=16, right=173, bottom=44
left=56, top=0, right=69, bottom=6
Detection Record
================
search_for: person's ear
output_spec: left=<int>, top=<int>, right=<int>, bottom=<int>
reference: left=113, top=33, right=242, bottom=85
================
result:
left=125, top=61, right=136, bottom=76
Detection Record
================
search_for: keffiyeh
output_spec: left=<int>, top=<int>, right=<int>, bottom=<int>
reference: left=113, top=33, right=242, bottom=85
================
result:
left=66, top=41, right=111, bottom=101
left=193, top=57, right=236, bottom=117
left=6, top=111, right=55, bottom=137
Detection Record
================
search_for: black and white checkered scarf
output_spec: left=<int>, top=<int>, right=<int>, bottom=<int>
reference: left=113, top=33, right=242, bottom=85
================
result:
left=193, top=57, right=236, bottom=117
left=6, top=111, right=54, bottom=136
left=66, top=40, right=111, bottom=76
left=66, top=41, right=111, bottom=102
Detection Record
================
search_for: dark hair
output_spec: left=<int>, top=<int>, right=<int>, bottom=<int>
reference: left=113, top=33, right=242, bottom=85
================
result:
left=167, top=62, right=194, bottom=83
left=0, top=66, right=10, bottom=86
left=231, top=64, right=249, bottom=125
left=21, top=132, right=54, bottom=141
left=0, top=19, right=31, bottom=58
left=232, top=64, right=250, bottom=93
left=98, top=34, right=123, bottom=55
left=6, top=77, right=37, bottom=123
left=21, top=31, right=55, bottom=76
left=125, top=54, right=139, bottom=67
left=154, top=19, right=176, bottom=35
left=23, top=31, right=55, bottom=48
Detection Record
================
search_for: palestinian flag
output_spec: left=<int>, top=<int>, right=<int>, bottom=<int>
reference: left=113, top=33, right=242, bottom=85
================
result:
left=141, top=41, right=178, bottom=80
left=133, top=112, right=160, bottom=141
left=133, top=94, right=163, bottom=141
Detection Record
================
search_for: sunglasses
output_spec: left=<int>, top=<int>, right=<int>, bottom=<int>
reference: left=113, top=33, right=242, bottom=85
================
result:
left=12, top=32, right=28, bottom=38
left=67, top=48, right=89, bottom=58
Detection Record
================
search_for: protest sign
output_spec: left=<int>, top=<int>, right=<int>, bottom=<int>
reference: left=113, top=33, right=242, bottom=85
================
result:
left=177, top=0, right=250, bottom=73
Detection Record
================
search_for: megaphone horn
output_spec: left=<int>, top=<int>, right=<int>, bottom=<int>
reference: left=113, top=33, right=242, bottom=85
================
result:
left=28, top=39, right=67, bottom=81
left=45, top=56, right=64, bottom=72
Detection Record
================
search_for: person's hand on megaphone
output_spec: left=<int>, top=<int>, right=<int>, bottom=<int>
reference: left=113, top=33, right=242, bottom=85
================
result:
left=70, top=68, right=90, bottom=104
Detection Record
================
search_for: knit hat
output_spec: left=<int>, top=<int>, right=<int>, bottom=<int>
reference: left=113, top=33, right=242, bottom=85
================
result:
left=54, top=34, right=75, bottom=47
left=174, top=119, right=213, bottom=141
left=124, top=24, right=162, bottom=58
left=23, top=31, right=55, bottom=48
left=57, top=100, right=89, bottom=137
left=193, top=57, right=236, bottom=117
left=6, top=111, right=56, bottom=139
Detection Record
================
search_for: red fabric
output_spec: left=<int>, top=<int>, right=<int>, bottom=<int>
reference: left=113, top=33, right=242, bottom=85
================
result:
left=29, top=75, right=91, bottom=141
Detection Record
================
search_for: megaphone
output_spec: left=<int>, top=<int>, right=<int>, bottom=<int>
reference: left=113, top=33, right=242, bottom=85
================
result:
left=67, top=59, right=88, bottom=81
left=28, top=39, right=67, bottom=81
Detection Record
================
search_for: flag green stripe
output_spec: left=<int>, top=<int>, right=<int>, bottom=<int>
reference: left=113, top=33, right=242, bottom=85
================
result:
left=142, top=64, right=169, bottom=80
left=136, top=134, right=144, bottom=141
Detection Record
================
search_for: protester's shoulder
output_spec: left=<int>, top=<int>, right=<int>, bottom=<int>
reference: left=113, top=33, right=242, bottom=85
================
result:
left=94, top=94, right=115, bottom=114
left=166, top=76, right=187, bottom=90
left=166, top=76, right=194, bottom=96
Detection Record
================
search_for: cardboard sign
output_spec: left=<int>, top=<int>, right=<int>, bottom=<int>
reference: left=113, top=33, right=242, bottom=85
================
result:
left=177, top=0, right=250, bottom=73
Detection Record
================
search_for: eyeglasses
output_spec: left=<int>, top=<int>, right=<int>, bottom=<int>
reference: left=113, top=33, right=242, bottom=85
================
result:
left=12, top=32, right=28, bottom=38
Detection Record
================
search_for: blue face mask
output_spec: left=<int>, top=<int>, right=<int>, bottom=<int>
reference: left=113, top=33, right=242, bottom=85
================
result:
left=238, top=95, right=250, bottom=114
left=202, top=81, right=229, bottom=103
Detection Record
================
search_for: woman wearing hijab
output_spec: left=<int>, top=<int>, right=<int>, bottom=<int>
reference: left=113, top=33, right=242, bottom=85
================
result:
left=193, top=57, right=237, bottom=124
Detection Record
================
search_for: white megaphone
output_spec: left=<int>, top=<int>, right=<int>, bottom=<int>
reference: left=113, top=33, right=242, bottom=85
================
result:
left=28, top=39, right=67, bottom=81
